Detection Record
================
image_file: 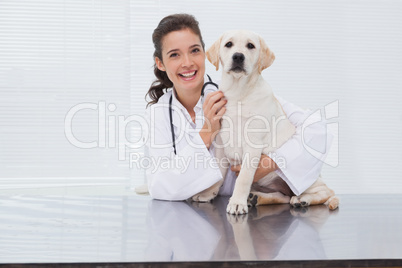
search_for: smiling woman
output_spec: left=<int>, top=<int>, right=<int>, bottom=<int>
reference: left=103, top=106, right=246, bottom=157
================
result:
left=154, top=28, right=206, bottom=112
left=146, top=14, right=206, bottom=107
left=146, top=13, right=227, bottom=147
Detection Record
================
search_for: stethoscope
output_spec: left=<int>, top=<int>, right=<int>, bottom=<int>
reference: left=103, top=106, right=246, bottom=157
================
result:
left=169, top=74, right=219, bottom=155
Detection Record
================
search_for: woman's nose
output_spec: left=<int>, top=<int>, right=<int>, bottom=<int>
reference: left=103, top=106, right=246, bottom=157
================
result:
left=181, top=53, right=193, bottom=67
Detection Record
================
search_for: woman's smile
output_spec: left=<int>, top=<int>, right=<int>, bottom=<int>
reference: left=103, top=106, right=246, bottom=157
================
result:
left=179, top=70, right=197, bottom=80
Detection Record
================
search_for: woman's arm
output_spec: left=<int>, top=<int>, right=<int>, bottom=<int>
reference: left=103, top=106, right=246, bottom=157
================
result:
left=231, top=154, right=278, bottom=183
left=199, top=91, right=227, bottom=149
left=145, top=97, right=223, bottom=201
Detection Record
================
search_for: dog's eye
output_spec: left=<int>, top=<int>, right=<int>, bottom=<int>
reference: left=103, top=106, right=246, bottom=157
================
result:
left=225, top=42, right=233, bottom=48
left=247, top=43, right=255, bottom=49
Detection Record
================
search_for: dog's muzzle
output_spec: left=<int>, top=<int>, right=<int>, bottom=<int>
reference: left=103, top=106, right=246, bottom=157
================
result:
left=230, top=52, right=246, bottom=73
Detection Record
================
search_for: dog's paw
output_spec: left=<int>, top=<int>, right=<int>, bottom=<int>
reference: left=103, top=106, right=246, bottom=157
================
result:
left=192, top=190, right=218, bottom=202
left=290, top=206, right=310, bottom=216
left=290, top=195, right=310, bottom=208
left=227, top=199, right=248, bottom=215
left=189, top=200, right=216, bottom=211
left=247, top=193, right=259, bottom=207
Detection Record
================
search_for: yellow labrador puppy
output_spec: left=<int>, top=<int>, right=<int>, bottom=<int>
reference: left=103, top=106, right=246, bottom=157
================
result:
left=192, top=30, right=339, bottom=214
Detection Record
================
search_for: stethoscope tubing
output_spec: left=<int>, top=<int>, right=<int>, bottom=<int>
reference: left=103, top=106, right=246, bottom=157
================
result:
left=168, top=75, right=218, bottom=155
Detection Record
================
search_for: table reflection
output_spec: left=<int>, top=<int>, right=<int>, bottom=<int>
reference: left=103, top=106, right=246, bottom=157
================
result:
left=145, top=197, right=338, bottom=261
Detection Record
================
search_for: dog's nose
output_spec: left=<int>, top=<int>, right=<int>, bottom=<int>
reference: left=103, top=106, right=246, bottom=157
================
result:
left=232, top=53, right=245, bottom=64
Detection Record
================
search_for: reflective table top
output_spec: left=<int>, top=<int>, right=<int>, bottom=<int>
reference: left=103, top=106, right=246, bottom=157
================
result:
left=1, top=189, right=402, bottom=264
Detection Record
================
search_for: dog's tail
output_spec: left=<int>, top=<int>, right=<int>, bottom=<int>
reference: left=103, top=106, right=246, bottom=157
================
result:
left=135, top=184, right=149, bottom=195
left=325, top=195, right=339, bottom=210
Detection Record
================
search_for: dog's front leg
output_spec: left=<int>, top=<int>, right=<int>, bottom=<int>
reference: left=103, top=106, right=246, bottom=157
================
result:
left=227, top=149, right=262, bottom=214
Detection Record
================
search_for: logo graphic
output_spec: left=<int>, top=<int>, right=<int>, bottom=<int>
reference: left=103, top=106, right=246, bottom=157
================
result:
left=301, top=100, right=339, bottom=167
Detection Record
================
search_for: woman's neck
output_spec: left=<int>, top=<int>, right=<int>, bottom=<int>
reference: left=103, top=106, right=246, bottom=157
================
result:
left=174, top=87, right=203, bottom=117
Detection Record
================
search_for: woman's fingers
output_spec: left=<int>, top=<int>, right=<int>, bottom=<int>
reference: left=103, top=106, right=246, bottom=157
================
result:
left=206, top=90, right=224, bottom=101
left=202, top=90, right=227, bottom=143
left=231, top=165, right=240, bottom=172
left=204, top=91, right=225, bottom=111
left=231, top=165, right=240, bottom=177
left=215, top=105, right=226, bottom=119
left=204, top=91, right=227, bottom=126
left=212, top=98, right=227, bottom=114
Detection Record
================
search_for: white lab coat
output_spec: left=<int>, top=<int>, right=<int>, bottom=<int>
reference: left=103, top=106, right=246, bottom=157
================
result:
left=145, top=75, right=333, bottom=201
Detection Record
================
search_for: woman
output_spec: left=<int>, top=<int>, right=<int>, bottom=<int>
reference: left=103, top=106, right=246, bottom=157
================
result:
left=144, top=14, right=332, bottom=201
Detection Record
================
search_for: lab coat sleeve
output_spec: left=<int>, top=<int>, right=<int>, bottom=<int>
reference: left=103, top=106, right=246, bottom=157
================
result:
left=267, top=96, right=334, bottom=196
left=144, top=105, right=223, bottom=201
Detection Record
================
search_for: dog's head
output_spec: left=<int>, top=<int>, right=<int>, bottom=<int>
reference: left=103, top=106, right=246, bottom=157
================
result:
left=207, top=30, right=275, bottom=77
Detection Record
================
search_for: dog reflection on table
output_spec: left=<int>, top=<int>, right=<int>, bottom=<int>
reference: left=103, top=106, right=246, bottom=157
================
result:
left=189, top=198, right=336, bottom=260
left=145, top=197, right=336, bottom=261
left=192, top=30, right=339, bottom=214
left=227, top=204, right=337, bottom=260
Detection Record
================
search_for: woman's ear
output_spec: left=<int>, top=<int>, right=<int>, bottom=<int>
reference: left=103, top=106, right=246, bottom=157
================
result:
left=155, top=57, right=166, bottom=72
left=206, top=36, right=222, bottom=71
left=258, top=37, right=275, bottom=73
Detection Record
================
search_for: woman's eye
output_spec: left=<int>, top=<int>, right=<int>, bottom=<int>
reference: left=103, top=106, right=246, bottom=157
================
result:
left=192, top=48, right=200, bottom=53
left=247, top=43, right=255, bottom=49
left=225, top=42, right=233, bottom=48
left=169, top=53, right=178, bottom=58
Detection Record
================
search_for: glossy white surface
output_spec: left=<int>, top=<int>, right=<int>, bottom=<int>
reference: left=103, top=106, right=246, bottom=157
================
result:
left=1, top=189, right=402, bottom=263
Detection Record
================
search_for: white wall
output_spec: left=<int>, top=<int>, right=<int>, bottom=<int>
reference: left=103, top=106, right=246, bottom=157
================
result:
left=0, top=0, right=132, bottom=184
left=1, top=0, right=401, bottom=194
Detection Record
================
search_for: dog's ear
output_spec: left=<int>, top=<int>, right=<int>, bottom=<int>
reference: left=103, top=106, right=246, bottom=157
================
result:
left=258, top=37, right=275, bottom=73
left=206, top=36, right=222, bottom=71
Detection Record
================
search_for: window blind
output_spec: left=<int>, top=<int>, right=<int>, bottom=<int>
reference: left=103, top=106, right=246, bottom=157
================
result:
left=0, top=0, right=132, bottom=186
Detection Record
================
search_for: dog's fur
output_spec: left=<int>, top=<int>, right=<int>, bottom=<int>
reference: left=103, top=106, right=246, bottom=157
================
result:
left=192, top=30, right=339, bottom=214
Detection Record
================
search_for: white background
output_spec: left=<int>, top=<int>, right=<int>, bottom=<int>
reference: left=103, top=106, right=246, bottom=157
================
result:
left=1, top=0, right=402, bottom=194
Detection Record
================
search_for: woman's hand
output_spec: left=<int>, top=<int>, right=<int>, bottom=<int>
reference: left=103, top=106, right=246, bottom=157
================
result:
left=230, top=154, right=278, bottom=183
left=200, top=91, right=227, bottom=149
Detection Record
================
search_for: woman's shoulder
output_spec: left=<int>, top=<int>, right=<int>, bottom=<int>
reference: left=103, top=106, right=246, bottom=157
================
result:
left=156, top=89, right=173, bottom=104
left=144, top=89, right=172, bottom=117
left=145, top=89, right=172, bottom=111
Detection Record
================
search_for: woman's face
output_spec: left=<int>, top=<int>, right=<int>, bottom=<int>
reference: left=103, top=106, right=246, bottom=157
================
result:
left=156, top=28, right=206, bottom=97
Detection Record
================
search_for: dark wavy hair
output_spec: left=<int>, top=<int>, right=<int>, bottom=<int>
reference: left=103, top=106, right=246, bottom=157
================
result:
left=145, top=13, right=205, bottom=107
